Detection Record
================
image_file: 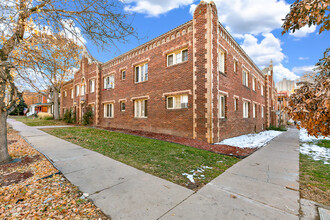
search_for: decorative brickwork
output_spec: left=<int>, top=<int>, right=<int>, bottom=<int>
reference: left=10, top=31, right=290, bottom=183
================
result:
left=60, top=1, right=277, bottom=143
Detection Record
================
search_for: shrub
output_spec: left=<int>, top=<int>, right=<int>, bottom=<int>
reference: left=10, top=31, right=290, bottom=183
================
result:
left=63, top=109, right=73, bottom=123
left=37, top=112, right=53, bottom=120
left=82, top=106, right=94, bottom=125
left=267, top=125, right=287, bottom=131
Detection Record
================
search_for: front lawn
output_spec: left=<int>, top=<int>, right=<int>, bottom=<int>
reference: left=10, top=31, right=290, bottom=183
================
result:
left=10, top=116, right=68, bottom=126
left=43, top=127, right=239, bottom=189
left=300, top=153, right=330, bottom=206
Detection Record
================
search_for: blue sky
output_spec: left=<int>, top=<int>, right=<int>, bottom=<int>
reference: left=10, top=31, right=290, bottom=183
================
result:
left=86, top=0, right=329, bottom=83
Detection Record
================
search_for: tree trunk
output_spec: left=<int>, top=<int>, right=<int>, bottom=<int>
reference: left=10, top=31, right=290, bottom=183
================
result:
left=0, top=109, right=11, bottom=164
left=53, top=90, right=60, bottom=120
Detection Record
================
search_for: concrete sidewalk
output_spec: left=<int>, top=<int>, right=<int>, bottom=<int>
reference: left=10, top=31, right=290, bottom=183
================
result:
left=8, top=119, right=194, bottom=219
left=160, top=128, right=300, bottom=220
left=8, top=119, right=300, bottom=220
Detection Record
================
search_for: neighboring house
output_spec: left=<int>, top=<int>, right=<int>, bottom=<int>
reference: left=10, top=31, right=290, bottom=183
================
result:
left=23, top=91, right=52, bottom=116
left=60, top=2, right=278, bottom=143
left=277, top=91, right=290, bottom=126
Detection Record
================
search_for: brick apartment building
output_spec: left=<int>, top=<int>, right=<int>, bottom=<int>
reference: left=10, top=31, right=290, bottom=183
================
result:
left=60, top=1, right=278, bottom=144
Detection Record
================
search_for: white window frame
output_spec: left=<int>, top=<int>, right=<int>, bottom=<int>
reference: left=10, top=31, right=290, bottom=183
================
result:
left=167, top=49, right=188, bottom=66
left=218, top=50, right=225, bottom=73
left=81, top=84, right=85, bottom=96
left=120, top=101, right=126, bottom=112
left=219, top=95, right=226, bottom=118
left=253, top=103, right=256, bottom=118
left=135, top=63, right=148, bottom=83
left=121, top=70, right=126, bottom=80
left=234, top=60, right=237, bottom=73
left=71, top=89, right=74, bottom=99
left=261, top=106, right=264, bottom=118
left=104, top=75, right=115, bottom=89
left=64, top=91, right=67, bottom=97
left=242, top=70, right=249, bottom=87
left=234, top=98, right=238, bottom=111
left=243, top=101, right=249, bottom=118
left=252, top=77, right=256, bottom=91
left=89, top=79, right=95, bottom=93
left=75, top=85, right=80, bottom=97
left=134, top=99, right=148, bottom=118
left=166, top=94, right=188, bottom=109
left=104, top=103, right=114, bottom=118
left=261, top=85, right=264, bottom=96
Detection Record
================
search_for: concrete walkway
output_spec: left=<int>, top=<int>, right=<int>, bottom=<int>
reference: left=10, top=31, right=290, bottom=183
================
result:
left=8, top=119, right=300, bottom=220
left=160, top=128, right=300, bottom=220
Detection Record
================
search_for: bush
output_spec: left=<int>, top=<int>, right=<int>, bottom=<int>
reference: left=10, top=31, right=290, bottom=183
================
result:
left=63, top=109, right=73, bottom=123
left=267, top=125, right=287, bottom=131
left=82, top=106, right=94, bottom=125
left=37, top=112, right=53, bottom=120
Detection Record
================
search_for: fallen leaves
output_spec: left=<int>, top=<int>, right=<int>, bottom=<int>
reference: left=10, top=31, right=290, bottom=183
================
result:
left=0, top=128, right=108, bottom=219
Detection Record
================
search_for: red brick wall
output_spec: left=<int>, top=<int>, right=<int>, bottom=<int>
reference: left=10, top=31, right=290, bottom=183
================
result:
left=60, top=1, right=276, bottom=143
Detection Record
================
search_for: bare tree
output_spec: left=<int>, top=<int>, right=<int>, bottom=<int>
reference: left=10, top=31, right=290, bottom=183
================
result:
left=0, top=0, right=135, bottom=163
left=14, top=33, right=82, bottom=120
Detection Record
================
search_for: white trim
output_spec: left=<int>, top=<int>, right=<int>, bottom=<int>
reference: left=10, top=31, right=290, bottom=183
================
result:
left=102, top=100, right=116, bottom=104
left=131, top=58, right=150, bottom=67
left=103, top=71, right=116, bottom=77
left=242, top=98, right=251, bottom=102
left=219, top=90, right=228, bottom=95
left=118, top=98, right=127, bottom=102
left=88, top=102, right=95, bottom=105
left=233, top=95, right=239, bottom=99
left=130, top=95, right=150, bottom=101
left=162, top=90, right=192, bottom=97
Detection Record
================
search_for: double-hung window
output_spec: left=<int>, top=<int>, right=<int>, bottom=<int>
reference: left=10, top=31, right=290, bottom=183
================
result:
left=135, top=63, right=148, bottom=83
left=104, top=75, right=115, bottom=89
left=89, top=80, right=95, bottom=93
left=104, top=103, right=114, bottom=118
left=243, top=101, right=249, bottom=118
left=64, top=91, right=67, bottom=97
left=134, top=99, right=148, bottom=118
left=122, top=70, right=126, bottom=80
left=261, top=85, right=264, bottom=96
left=253, top=103, right=256, bottom=118
left=252, top=77, right=256, bottom=91
left=81, top=85, right=85, bottom=95
left=71, top=89, right=73, bottom=99
left=243, top=70, right=249, bottom=87
left=120, top=101, right=126, bottom=111
left=166, top=94, right=188, bottom=109
left=234, top=60, right=237, bottom=73
left=75, top=85, right=79, bottom=96
left=167, top=49, right=188, bottom=66
left=234, top=98, right=238, bottom=111
left=261, top=106, right=264, bottom=118
left=218, top=50, right=225, bottom=73
left=219, top=95, right=226, bottom=118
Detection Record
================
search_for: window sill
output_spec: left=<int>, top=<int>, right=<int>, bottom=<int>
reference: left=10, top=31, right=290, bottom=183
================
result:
left=166, top=107, right=189, bottom=110
left=134, top=117, right=148, bottom=119
left=104, top=117, right=114, bottom=119
left=103, top=88, right=114, bottom=91
left=166, top=60, right=188, bottom=68
left=135, top=80, right=148, bottom=84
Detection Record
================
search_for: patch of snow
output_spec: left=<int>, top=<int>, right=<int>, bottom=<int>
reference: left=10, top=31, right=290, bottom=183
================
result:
left=182, top=173, right=195, bottom=183
left=300, top=143, right=330, bottom=164
left=182, top=166, right=213, bottom=183
left=215, top=130, right=283, bottom=149
left=299, top=129, right=330, bottom=143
